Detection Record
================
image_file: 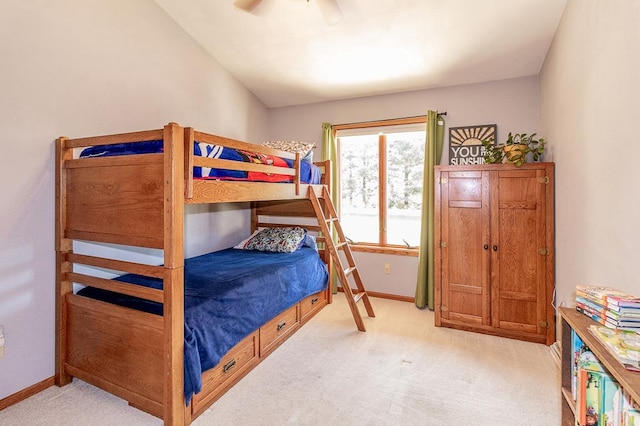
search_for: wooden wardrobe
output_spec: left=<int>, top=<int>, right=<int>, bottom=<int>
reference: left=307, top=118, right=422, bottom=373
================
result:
left=434, top=162, right=555, bottom=345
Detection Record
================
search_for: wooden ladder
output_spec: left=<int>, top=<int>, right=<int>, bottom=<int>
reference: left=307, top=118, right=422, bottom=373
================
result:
left=308, top=186, right=375, bottom=331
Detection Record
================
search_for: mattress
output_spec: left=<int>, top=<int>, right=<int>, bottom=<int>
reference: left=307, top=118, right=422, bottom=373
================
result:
left=76, top=246, right=329, bottom=404
left=79, top=140, right=322, bottom=184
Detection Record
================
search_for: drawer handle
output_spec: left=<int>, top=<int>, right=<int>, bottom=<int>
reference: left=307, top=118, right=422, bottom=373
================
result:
left=311, top=297, right=319, bottom=305
left=223, top=359, right=236, bottom=373
left=277, top=321, right=286, bottom=331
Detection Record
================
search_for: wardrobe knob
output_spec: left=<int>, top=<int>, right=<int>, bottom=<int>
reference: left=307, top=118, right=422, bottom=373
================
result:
left=484, top=244, right=489, bottom=250
left=493, top=245, right=498, bottom=251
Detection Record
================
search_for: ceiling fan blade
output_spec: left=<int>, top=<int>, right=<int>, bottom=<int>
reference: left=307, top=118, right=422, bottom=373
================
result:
left=316, top=0, right=343, bottom=25
left=233, top=0, right=263, bottom=12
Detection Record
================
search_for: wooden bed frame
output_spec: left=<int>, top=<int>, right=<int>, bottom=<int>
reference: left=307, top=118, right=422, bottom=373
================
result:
left=55, top=122, right=334, bottom=425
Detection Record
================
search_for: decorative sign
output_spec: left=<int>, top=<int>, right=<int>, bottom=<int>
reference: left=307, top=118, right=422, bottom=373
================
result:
left=449, top=124, right=497, bottom=165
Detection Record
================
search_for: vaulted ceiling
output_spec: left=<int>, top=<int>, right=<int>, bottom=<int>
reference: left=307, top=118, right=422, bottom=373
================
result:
left=154, top=0, right=567, bottom=108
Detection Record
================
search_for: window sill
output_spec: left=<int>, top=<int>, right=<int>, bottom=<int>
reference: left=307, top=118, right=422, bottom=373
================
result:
left=349, top=245, right=419, bottom=257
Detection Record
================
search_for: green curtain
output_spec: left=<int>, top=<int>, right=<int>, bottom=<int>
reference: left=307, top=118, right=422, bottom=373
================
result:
left=415, top=111, right=445, bottom=309
left=321, top=123, right=339, bottom=206
left=322, top=123, right=339, bottom=293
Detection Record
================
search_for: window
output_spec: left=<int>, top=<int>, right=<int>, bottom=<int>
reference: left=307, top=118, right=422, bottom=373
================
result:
left=335, top=117, right=426, bottom=252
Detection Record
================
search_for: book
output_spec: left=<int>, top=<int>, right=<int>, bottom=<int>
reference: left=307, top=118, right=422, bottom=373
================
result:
left=623, top=389, right=640, bottom=426
left=575, top=337, right=605, bottom=424
left=601, top=375, right=621, bottom=426
left=588, top=325, right=640, bottom=372
left=608, top=303, right=640, bottom=316
left=576, top=296, right=640, bottom=328
left=577, top=341, right=606, bottom=374
left=576, top=288, right=640, bottom=331
left=576, top=368, right=588, bottom=424
left=577, top=290, right=610, bottom=310
left=604, top=313, right=640, bottom=330
left=606, top=309, right=640, bottom=323
left=577, top=297, right=609, bottom=317
left=577, top=290, right=610, bottom=309
left=577, top=285, right=640, bottom=309
left=609, top=323, right=640, bottom=332
left=612, top=298, right=640, bottom=309
left=606, top=317, right=640, bottom=328
left=578, top=369, right=603, bottom=426
left=572, top=330, right=588, bottom=400
left=577, top=304, right=640, bottom=332
left=624, top=409, right=640, bottom=426
left=577, top=305, right=609, bottom=326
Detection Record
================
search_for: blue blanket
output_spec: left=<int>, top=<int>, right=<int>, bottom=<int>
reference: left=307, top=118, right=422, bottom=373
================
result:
left=77, top=247, right=328, bottom=404
left=80, top=140, right=322, bottom=184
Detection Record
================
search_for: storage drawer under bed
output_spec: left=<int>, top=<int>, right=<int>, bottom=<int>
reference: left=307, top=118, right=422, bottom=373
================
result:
left=259, top=304, right=299, bottom=356
left=300, top=290, right=327, bottom=323
left=191, top=331, right=260, bottom=417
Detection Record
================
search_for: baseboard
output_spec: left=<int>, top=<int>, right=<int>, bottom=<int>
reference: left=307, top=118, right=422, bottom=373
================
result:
left=0, top=376, right=55, bottom=411
left=549, top=340, right=561, bottom=368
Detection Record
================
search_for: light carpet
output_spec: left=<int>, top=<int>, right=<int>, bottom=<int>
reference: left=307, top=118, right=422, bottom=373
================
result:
left=0, top=297, right=560, bottom=425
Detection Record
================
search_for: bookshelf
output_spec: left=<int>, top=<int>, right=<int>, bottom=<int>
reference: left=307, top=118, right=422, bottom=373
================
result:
left=560, top=307, right=640, bottom=425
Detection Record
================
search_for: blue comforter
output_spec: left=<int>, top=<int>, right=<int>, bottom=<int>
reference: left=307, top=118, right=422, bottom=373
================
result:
left=80, top=140, right=322, bottom=184
left=77, top=247, right=329, bottom=404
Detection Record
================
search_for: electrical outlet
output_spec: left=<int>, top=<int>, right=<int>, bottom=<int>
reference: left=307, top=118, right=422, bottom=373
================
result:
left=0, top=325, right=4, bottom=358
left=384, top=263, right=391, bottom=274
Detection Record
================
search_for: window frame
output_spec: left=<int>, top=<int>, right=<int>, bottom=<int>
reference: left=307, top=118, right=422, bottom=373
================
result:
left=334, top=116, right=426, bottom=256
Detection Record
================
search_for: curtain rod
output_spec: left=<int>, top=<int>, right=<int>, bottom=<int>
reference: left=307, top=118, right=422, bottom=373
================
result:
left=334, top=111, right=447, bottom=129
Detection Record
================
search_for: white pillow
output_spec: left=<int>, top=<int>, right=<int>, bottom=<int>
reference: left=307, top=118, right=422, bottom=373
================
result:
left=261, top=140, right=315, bottom=162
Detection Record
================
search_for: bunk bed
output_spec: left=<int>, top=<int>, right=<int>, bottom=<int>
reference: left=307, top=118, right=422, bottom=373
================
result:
left=55, top=122, right=336, bottom=425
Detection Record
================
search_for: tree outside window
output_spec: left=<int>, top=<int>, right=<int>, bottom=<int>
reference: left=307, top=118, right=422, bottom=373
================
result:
left=337, top=119, right=425, bottom=250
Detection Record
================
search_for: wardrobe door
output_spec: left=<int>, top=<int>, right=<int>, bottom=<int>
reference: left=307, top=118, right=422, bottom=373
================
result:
left=437, top=170, right=491, bottom=326
left=490, top=168, right=549, bottom=340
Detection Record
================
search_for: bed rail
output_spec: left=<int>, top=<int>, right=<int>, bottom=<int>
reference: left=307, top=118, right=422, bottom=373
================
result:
left=64, top=129, right=164, bottom=148
left=185, top=129, right=302, bottom=199
left=65, top=253, right=165, bottom=302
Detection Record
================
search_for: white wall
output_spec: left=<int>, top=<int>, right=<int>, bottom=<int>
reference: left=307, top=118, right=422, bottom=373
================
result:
left=0, top=0, right=267, bottom=400
left=268, top=76, right=541, bottom=298
left=540, top=0, right=640, bottom=310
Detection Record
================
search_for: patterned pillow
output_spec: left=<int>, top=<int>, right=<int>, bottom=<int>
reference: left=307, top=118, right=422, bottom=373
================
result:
left=261, top=140, right=315, bottom=162
left=234, top=227, right=307, bottom=253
